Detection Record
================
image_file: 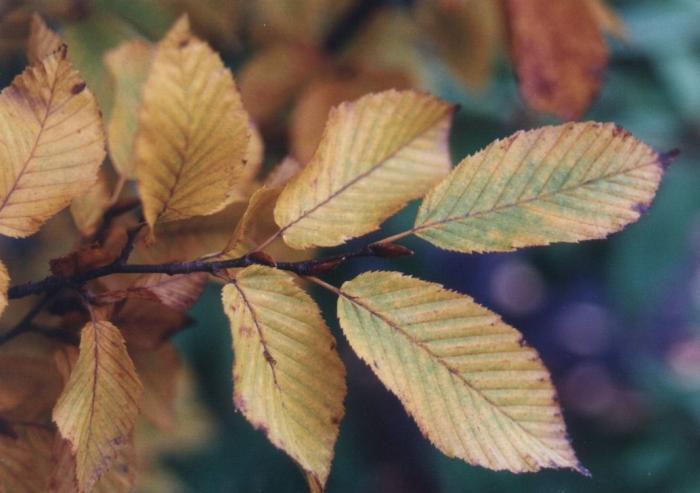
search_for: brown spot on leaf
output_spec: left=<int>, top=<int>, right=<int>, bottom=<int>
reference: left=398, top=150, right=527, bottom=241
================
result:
left=71, top=82, right=86, bottom=95
left=239, top=325, right=254, bottom=337
left=178, top=38, right=190, bottom=49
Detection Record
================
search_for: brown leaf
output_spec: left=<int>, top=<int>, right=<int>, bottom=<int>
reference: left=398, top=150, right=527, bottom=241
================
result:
left=115, top=298, right=191, bottom=351
left=49, top=226, right=127, bottom=277
left=505, top=0, right=608, bottom=119
left=26, top=14, right=63, bottom=64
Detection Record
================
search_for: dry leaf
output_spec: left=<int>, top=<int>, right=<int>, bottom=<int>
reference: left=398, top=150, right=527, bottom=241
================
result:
left=134, top=15, right=250, bottom=229
left=505, top=0, right=607, bottom=119
left=26, top=13, right=63, bottom=64
left=0, top=260, right=7, bottom=318
left=53, top=321, right=143, bottom=492
left=0, top=45, right=106, bottom=238
left=70, top=168, right=111, bottom=237
left=115, top=298, right=191, bottom=351
left=338, top=271, right=584, bottom=473
left=0, top=425, right=54, bottom=493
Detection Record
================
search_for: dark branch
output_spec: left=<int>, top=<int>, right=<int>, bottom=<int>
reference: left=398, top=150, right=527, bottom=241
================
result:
left=7, top=242, right=412, bottom=300
left=0, top=293, right=55, bottom=345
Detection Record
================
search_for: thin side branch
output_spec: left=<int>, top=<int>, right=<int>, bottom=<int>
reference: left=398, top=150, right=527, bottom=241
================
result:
left=7, top=242, right=412, bottom=300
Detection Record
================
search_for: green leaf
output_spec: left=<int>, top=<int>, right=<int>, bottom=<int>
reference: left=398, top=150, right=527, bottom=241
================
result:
left=337, top=271, right=584, bottom=473
left=413, top=122, right=666, bottom=253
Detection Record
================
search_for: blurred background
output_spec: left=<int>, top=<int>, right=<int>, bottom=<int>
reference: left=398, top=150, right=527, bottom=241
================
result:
left=1, top=0, right=700, bottom=492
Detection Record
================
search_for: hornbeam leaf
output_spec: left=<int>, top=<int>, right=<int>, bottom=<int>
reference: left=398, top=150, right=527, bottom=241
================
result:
left=105, top=39, right=153, bottom=179
left=26, top=14, right=63, bottom=64
left=274, top=89, right=454, bottom=250
left=124, top=272, right=207, bottom=311
left=0, top=426, right=53, bottom=493
left=70, top=168, right=111, bottom=237
left=222, top=266, right=346, bottom=490
left=52, top=321, right=143, bottom=493
left=0, top=46, right=106, bottom=238
left=134, top=15, right=250, bottom=230
left=337, top=271, right=584, bottom=473
left=504, top=0, right=607, bottom=119
left=413, top=122, right=666, bottom=253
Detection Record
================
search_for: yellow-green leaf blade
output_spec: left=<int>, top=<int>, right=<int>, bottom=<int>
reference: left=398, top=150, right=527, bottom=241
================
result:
left=52, top=321, right=143, bottom=493
left=337, top=271, right=583, bottom=473
left=134, top=15, right=250, bottom=229
left=0, top=47, right=106, bottom=238
left=414, top=122, right=665, bottom=253
left=222, top=266, right=346, bottom=488
left=105, top=39, right=153, bottom=179
left=274, top=89, right=454, bottom=250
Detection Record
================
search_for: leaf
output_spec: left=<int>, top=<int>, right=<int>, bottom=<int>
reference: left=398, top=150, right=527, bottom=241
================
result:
left=114, top=298, right=191, bottom=351
left=62, top=11, right=139, bottom=118
left=504, top=0, right=607, bottom=119
left=104, top=39, right=153, bottom=179
left=239, top=43, right=323, bottom=125
left=289, top=66, right=412, bottom=164
left=26, top=14, right=63, bottom=65
left=134, top=15, right=250, bottom=230
left=416, top=0, right=502, bottom=91
left=96, top=272, right=208, bottom=311
left=52, top=321, right=143, bottom=493
left=70, top=168, right=111, bottom=237
left=130, top=343, right=182, bottom=431
left=222, top=266, right=346, bottom=489
left=412, top=122, right=666, bottom=253
left=222, top=186, right=281, bottom=258
left=0, top=259, right=7, bottom=317
left=337, top=271, right=584, bottom=473
left=134, top=201, right=247, bottom=263
left=275, top=90, right=454, bottom=249
left=0, top=46, right=106, bottom=238
left=0, top=425, right=54, bottom=493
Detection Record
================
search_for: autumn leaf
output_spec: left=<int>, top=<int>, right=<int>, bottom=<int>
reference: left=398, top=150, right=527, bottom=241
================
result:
left=221, top=186, right=282, bottom=258
left=134, top=15, right=250, bottom=230
left=0, top=45, right=105, bottom=238
left=134, top=201, right=247, bottom=263
left=337, top=271, right=584, bottom=473
left=504, top=0, right=607, bottom=119
left=26, top=14, right=63, bottom=64
left=222, top=266, right=346, bottom=490
left=274, top=90, right=454, bottom=249
left=70, top=169, right=111, bottom=237
left=53, top=321, right=143, bottom=493
left=410, top=122, right=666, bottom=253
left=130, top=342, right=182, bottom=431
left=289, top=66, right=412, bottom=164
left=105, top=272, right=208, bottom=311
left=105, top=39, right=153, bottom=179
left=416, top=0, right=502, bottom=91
left=0, top=425, right=54, bottom=493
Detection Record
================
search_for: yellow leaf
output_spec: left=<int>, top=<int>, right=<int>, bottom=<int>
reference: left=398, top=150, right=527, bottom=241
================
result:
left=52, top=321, right=143, bottom=493
left=264, top=156, right=302, bottom=188
left=134, top=15, right=250, bottom=229
left=411, top=122, right=665, bottom=253
left=337, top=271, right=583, bottom=473
left=0, top=259, right=7, bottom=318
left=289, top=66, right=412, bottom=164
left=504, top=0, right=607, bottom=119
left=26, top=14, right=63, bottom=65
left=70, top=168, right=111, bottom=237
left=222, top=266, right=346, bottom=488
left=225, top=120, right=265, bottom=204
left=274, top=90, right=454, bottom=249
left=222, top=186, right=281, bottom=258
left=584, top=0, right=626, bottom=39
left=0, top=46, right=106, bottom=238
left=105, top=39, right=153, bottom=179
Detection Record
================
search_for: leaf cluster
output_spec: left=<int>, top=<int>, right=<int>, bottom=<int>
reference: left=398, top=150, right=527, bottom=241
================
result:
left=0, top=6, right=671, bottom=493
